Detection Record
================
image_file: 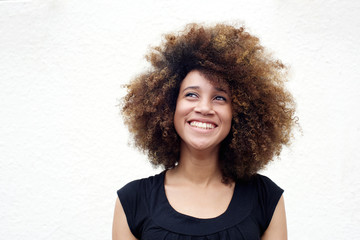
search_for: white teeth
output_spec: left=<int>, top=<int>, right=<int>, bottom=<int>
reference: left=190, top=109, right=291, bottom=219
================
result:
left=189, top=121, right=215, bottom=129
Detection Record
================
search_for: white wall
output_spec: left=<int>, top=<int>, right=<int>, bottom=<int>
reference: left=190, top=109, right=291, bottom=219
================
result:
left=1, top=0, right=359, bottom=239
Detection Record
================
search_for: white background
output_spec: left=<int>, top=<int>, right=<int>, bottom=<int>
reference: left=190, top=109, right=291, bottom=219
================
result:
left=1, top=0, right=359, bottom=239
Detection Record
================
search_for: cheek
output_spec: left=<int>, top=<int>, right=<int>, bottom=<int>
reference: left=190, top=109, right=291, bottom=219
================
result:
left=173, top=109, right=181, bottom=130
left=222, top=107, right=233, bottom=130
left=174, top=100, right=191, bottom=120
left=173, top=102, right=185, bottom=133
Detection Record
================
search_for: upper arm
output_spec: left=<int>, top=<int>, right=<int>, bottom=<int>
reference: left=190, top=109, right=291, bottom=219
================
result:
left=112, top=197, right=137, bottom=240
left=261, top=195, right=287, bottom=240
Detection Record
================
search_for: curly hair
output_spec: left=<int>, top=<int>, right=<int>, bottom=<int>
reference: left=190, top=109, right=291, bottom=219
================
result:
left=121, top=23, right=296, bottom=181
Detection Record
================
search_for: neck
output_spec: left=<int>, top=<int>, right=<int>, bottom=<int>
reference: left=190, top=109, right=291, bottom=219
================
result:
left=172, top=142, right=222, bottom=186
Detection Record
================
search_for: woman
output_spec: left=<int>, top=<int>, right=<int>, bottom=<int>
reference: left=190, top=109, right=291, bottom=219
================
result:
left=113, top=23, right=296, bottom=240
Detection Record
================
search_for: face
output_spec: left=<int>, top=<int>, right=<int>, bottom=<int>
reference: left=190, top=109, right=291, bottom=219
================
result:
left=174, top=70, right=232, bottom=152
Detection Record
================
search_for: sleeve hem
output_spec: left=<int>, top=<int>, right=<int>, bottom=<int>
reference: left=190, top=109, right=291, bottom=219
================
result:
left=264, top=188, right=284, bottom=230
left=117, top=186, right=138, bottom=238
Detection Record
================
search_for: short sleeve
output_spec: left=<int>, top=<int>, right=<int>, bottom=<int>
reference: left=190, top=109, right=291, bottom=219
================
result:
left=117, top=179, right=149, bottom=238
left=254, top=174, right=284, bottom=234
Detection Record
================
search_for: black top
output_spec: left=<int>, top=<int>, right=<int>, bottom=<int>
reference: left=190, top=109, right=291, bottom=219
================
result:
left=117, top=171, right=283, bottom=240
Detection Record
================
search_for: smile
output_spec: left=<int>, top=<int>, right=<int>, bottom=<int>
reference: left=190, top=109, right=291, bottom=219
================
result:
left=189, top=121, right=216, bottom=129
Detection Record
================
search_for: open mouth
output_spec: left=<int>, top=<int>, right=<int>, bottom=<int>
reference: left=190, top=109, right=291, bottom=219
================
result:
left=188, top=121, right=217, bottom=130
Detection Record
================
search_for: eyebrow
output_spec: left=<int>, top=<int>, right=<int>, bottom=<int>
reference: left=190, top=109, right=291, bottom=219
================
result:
left=182, top=86, right=229, bottom=94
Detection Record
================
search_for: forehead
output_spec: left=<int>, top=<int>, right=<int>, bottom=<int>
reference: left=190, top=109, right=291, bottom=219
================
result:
left=181, top=70, right=230, bottom=93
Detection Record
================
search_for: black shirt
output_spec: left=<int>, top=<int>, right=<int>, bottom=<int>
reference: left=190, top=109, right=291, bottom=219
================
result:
left=117, top=171, right=283, bottom=240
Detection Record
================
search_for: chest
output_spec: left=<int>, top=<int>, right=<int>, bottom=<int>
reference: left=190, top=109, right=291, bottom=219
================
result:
left=164, top=184, right=234, bottom=219
left=142, top=176, right=264, bottom=239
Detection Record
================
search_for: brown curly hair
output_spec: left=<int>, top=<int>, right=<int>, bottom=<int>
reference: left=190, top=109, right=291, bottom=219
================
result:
left=121, top=23, right=296, bottom=181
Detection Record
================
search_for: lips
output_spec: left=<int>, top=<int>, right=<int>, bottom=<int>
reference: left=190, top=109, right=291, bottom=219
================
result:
left=188, top=120, right=217, bottom=129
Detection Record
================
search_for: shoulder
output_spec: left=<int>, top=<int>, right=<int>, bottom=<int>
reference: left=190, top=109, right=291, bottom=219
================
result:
left=116, top=172, right=164, bottom=237
left=252, top=174, right=283, bottom=195
left=117, top=172, right=162, bottom=201
left=238, top=174, right=283, bottom=211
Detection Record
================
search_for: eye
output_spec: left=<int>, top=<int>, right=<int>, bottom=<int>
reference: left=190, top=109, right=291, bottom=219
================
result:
left=214, top=95, right=227, bottom=101
left=185, top=92, right=198, bottom=98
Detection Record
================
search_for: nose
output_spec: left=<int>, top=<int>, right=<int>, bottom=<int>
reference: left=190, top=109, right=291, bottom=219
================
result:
left=194, top=99, right=214, bottom=115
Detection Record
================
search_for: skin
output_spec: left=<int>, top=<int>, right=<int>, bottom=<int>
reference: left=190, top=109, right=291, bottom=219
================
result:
left=173, top=70, right=232, bottom=155
left=166, top=70, right=234, bottom=218
left=112, top=70, right=288, bottom=239
left=262, top=195, right=287, bottom=240
left=112, top=196, right=287, bottom=239
left=112, top=198, right=137, bottom=240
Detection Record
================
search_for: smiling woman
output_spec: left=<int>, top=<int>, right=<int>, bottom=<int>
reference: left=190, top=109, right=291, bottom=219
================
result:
left=174, top=70, right=232, bottom=152
left=113, top=23, right=296, bottom=240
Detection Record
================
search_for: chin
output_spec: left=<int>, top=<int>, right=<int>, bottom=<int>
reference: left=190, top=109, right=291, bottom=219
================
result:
left=187, top=140, right=219, bottom=152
